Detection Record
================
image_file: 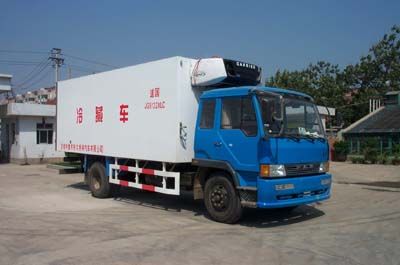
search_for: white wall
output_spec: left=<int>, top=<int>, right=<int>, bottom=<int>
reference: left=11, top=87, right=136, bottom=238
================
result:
left=1, top=116, right=64, bottom=162
left=16, top=116, right=64, bottom=160
left=0, top=76, right=12, bottom=92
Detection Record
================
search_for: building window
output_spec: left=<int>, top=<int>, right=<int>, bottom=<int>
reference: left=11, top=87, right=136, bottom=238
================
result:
left=221, top=97, right=258, bottom=136
left=200, top=99, right=216, bottom=129
left=36, top=123, right=53, bottom=144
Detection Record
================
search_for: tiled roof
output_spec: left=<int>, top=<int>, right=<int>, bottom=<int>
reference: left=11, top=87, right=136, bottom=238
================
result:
left=344, top=106, right=400, bottom=134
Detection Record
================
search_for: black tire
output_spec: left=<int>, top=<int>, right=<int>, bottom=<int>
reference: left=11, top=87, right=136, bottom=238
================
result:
left=204, top=173, right=243, bottom=224
left=88, top=162, right=117, bottom=198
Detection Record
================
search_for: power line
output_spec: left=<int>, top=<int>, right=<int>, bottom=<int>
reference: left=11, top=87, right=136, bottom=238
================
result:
left=0, top=62, right=43, bottom=66
left=13, top=58, right=50, bottom=87
left=0, top=60, right=43, bottom=64
left=0, top=49, right=117, bottom=68
left=63, top=53, right=117, bottom=68
left=14, top=61, right=51, bottom=89
left=18, top=67, right=52, bottom=92
left=66, top=64, right=97, bottom=74
left=0, top=49, right=49, bottom=55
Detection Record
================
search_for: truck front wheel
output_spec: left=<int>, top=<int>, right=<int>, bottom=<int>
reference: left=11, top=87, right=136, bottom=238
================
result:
left=204, top=173, right=243, bottom=224
left=88, top=162, right=117, bottom=198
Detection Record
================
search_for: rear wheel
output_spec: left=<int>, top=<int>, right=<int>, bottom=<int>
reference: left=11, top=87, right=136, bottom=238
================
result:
left=88, top=162, right=118, bottom=198
left=204, top=173, right=243, bottom=224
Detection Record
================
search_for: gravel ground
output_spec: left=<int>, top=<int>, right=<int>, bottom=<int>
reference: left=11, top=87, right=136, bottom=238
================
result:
left=0, top=163, right=399, bottom=265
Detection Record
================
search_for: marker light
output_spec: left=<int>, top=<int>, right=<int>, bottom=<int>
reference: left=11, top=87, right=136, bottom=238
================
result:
left=260, top=165, right=270, bottom=177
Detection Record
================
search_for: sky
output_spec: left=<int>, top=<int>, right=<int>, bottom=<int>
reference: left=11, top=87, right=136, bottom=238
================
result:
left=1, top=0, right=400, bottom=95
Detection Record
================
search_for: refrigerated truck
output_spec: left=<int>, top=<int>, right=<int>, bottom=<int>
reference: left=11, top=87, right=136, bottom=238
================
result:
left=57, top=56, right=331, bottom=223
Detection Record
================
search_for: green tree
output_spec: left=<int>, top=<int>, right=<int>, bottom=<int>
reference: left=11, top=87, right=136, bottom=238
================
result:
left=266, top=25, right=400, bottom=127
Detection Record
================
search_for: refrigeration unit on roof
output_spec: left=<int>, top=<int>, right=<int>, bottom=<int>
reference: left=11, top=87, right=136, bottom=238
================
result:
left=191, top=58, right=262, bottom=88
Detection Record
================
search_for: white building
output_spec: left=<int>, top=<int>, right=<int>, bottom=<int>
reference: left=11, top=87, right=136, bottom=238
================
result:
left=317, top=105, right=335, bottom=131
left=0, top=74, right=12, bottom=93
left=0, top=74, right=13, bottom=156
left=0, top=103, right=64, bottom=164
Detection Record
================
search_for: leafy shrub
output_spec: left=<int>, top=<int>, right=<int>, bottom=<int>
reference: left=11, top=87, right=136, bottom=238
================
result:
left=362, top=138, right=379, bottom=150
left=392, top=144, right=400, bottom=164
left=349, top=155, right=364, bottom=164
left=392, top=147, right=400, bottom=165
left=378, top=152, right=389, bottom=164
left=362, top=138, right=379, bottom=164
left=333, top=141, right=349, bottom=161
left=363, top=147, right=378, bottom=164
left=393, top=144, right=400, bottom=155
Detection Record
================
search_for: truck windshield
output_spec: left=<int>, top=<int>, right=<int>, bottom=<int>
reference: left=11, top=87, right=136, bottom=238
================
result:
left=258, top=95, right=325, bottom=139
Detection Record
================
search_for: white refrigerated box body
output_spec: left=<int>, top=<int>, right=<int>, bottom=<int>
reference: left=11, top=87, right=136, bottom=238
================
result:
left=57, top=56, right=208, bottom=163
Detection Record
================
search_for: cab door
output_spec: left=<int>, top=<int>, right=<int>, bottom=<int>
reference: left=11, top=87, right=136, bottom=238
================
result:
left=214, top=96, right=261, bottom=185
left=194, top=99, right=219, bottom=159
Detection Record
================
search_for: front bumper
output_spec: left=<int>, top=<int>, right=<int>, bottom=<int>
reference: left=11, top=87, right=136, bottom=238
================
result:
left=256, top=173, right=331, bottom=208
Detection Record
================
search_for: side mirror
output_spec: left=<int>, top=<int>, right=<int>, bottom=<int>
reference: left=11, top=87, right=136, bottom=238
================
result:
left=272, top=96, right=284, bottom=121
left=274, top=97, right=285, bottom=136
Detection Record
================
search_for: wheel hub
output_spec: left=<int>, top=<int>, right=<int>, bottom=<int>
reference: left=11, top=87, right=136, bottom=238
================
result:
left=92, top=174, right=101, bottom=190
left=210, top=185, right=229, bottom=211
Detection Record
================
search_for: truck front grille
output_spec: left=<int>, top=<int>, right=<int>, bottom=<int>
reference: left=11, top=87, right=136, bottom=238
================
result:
left=285, top=163, right=320, bottom=176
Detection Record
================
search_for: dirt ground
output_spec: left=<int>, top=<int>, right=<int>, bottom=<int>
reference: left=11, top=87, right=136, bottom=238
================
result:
left=0, top=162, right=399, bottom=265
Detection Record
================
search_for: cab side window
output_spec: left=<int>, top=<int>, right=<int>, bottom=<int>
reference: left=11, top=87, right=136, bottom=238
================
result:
left=199, top=99, right=216, bottom=129
left=221, top=97, right=257, bottom=136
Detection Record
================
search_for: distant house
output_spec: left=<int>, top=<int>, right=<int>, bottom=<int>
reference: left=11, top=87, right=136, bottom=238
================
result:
left=341, top=91, right=400, bottom=154
left=0, top=102, right=64, bottom=164
left=9, top=87, right=56, bottom=104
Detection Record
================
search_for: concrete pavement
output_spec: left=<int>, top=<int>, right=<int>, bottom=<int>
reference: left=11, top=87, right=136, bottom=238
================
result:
left=0, top=163, right=399, bottom=265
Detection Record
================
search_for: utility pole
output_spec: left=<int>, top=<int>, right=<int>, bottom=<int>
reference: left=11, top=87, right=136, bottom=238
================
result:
left=49, top=48, right=64, bottom=151
left=49, top=48, right=64, bottom=87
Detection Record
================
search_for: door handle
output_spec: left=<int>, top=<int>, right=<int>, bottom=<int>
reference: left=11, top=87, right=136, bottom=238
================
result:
left=214, top=141, right=222, bottom=147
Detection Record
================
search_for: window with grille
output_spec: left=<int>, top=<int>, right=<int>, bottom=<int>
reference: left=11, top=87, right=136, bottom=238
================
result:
left=36, top=123, right=53, bottom=144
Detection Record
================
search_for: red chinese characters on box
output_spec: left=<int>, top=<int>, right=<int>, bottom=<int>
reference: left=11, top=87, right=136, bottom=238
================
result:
left=145, top=87, right=165, bottom=110
left=95, top=106, right=103, bottom=123
left=150, top=87, right=160, bottom=98
left=75, top=104, right=134, bottom=124
left=76, top=107, right=83, bottom=124
left=119, top=104, right=129, bottom=123
left=60, top=143, right=104, bottom=154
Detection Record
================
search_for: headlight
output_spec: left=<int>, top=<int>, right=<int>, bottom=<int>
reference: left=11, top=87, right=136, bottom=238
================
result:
left=260, top=164, right=286, bottom=178
left=319, top=161, right=330, bottom=173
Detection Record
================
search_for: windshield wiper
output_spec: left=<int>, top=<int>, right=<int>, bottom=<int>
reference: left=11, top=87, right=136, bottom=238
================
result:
left=281, top=133, right=301, bottom=142
left=281, top=133, right=326, bottom=143
left=301, top=134, right=317, bottom=142
left=303, top=133, right=326, bottom=142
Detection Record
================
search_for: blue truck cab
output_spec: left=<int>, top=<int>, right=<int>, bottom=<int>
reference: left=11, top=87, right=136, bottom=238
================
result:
left=193, top=86, right=331, bottom=222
